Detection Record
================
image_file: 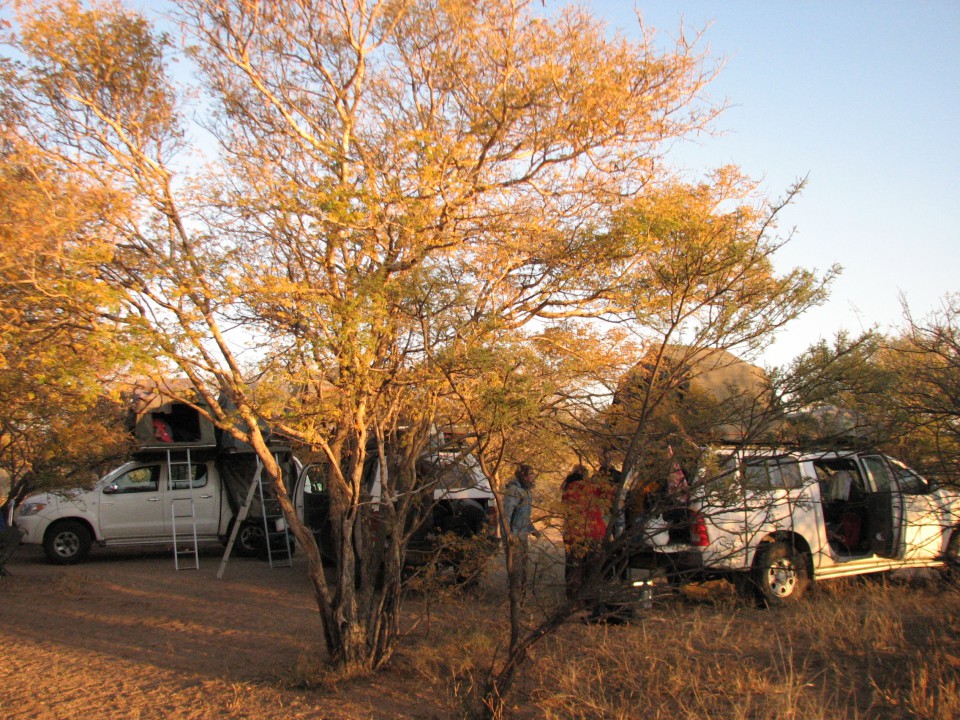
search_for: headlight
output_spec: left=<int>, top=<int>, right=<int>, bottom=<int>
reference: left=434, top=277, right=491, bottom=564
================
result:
left=17, top=502, right=47, bottom=517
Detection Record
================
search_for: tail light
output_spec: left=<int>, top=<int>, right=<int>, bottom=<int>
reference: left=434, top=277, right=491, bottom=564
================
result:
left=689, top=510, right=710, bottom=547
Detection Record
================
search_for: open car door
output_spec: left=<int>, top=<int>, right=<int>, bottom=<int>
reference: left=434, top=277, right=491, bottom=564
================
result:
left=860, top=455, right=904, bottom=558
left=294, top=463, right=336, bottom=562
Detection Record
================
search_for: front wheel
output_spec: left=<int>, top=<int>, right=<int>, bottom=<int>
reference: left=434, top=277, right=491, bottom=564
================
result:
left=44, top=520, right=92, bottom=565
left=941, top=529, right=960, bottom=586
left=751, top=541, right=809, bottom=606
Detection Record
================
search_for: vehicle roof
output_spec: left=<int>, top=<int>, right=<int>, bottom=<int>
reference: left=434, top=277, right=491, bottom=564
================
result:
left=716, top=445, right=875, bottom=461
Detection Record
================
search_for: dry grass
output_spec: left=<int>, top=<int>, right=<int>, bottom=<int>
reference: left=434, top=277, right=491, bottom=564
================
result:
left=346, top=569, right=959, bottom=718
left=522, top=575, right=960, bottom=720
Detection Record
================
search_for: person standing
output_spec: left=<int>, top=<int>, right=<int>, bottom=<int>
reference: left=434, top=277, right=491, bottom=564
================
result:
left=503, top=464, right=538, bottom=600
left=561, top=464, right=614, bottom=600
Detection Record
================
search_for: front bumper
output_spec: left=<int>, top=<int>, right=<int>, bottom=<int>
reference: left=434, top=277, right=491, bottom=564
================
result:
left=13, top=515, right=45, bottom=545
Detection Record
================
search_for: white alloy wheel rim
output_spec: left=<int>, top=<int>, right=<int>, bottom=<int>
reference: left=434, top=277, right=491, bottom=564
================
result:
left=55, top=532, right=79, bottom=557
left=767, top=558, right=797, bottom=596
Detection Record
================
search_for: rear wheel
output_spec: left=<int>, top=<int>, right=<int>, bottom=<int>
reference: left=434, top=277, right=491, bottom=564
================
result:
left=43, top=520, right=92, bottom=565
left=227, top=518, right=265, bottom=558
left=751, top=542, right=809, bottom=606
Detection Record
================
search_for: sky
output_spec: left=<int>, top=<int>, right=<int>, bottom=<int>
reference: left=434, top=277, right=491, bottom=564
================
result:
left=583, top=1, right=960, bottom=368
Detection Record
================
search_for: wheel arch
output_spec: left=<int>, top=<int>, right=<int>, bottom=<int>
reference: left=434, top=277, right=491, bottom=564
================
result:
left=943, top=523, right=960, bottom=554
left=751, top=531, right=814, bottom=578
left=44, top=516, right=97, bottom=545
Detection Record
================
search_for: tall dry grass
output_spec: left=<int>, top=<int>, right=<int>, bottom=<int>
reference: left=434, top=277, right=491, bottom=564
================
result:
left=530, top=575, right=960, bottom=719
left=389, top=570, right=960, bottom=719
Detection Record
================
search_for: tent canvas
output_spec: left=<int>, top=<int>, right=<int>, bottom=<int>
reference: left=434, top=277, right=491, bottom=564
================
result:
left=127, top=379, right=217, bottom=450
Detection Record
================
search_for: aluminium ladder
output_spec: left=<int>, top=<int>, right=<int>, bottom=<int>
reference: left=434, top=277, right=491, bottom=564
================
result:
left=256, top=463, right=294, bottom=569
left=169, top=448, right=200, bottom=570
left=217, top=456, right=293, bottom=578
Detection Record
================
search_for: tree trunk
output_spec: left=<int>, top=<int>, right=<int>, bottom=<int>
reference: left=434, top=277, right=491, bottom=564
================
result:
left=249, top=430, right=403, bottom=673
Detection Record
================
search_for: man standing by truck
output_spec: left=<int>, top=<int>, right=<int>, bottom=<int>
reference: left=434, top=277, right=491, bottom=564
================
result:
left=503, top=464, right=538, bottom=600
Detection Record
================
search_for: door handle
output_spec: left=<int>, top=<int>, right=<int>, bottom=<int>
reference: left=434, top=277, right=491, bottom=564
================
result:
left=148, top=498, right=160, bottom=502
left=199, top=495, right=213, bottom=499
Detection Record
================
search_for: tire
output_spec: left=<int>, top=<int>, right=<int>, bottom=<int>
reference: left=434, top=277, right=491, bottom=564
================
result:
left=941, top=529, right=960, bottom=586
left=43, top=520, right=92, bottom=565
left=730, top=571, right=758, bottom=603
left=751, top=541, right=809, bottom=606
left=229, top=519, right=265, bottom=558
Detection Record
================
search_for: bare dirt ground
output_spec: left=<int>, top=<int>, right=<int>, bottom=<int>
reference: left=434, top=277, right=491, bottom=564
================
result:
left=0, top=544, right=464, bottom=720
left=5, top=540, right=960, bottom=719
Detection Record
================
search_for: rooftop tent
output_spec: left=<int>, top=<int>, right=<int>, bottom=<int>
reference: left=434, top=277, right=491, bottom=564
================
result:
left=128, top=378, right=217, bottom=451
left=215, top=391, right=273, bottom=454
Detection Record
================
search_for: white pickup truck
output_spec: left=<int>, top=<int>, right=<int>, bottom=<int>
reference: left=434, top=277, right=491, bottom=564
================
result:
left=627, top=447, right=960, bottom=604
left=14, top=450, right=298, bottom=564
left=15, top=381, right=497, bottom=568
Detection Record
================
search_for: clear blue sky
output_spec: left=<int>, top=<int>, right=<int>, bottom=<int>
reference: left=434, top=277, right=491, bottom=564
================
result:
left=586, top=1, right=960, bottom=367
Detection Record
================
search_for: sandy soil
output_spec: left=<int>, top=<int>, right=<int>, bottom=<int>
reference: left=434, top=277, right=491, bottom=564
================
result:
left=0, top=544, right=458, bottom=720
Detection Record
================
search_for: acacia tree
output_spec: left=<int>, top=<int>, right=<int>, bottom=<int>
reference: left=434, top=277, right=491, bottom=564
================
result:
left=883, top=297, right=960, bottom=482
left=0, top=131, right=134, bottom=516
left=435, top=173, right=835, bottom=714
left=757, top=305, right=960, bottom=483
left=590, top=171, right=834, bottom=480
left=4, top=0, right=720, bottom=673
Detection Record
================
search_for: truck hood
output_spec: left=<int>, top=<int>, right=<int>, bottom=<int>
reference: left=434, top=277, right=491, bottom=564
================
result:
left=20, top=487, right=93, bottom=513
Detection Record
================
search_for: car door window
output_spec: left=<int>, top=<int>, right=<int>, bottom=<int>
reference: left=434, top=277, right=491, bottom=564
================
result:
left=168, top=463, right=208, bottom=490
left=304, top=464, right=327, bottom=495
left=887, top=458, right=930, bottom=495
left=112, top=466, right=160, bottom=493
left=862, top=456, right=896, bottom=493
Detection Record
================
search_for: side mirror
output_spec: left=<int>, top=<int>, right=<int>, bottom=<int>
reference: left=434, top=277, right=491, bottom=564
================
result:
left=103, top=483, right=119, bottom=495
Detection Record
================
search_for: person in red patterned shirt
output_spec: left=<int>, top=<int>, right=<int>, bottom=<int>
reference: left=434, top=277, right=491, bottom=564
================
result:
left=561, top=464, right=616, bottom=600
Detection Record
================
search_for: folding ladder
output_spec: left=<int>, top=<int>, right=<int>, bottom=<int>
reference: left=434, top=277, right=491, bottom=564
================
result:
left=217, top=456, right=293, bottom=578
left=256, top=464, right=294, bottom=569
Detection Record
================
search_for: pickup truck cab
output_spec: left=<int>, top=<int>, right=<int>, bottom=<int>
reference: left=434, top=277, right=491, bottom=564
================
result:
left=628, top=447, right=960, bottom=604
left=17, top=452, right=224, bottom=563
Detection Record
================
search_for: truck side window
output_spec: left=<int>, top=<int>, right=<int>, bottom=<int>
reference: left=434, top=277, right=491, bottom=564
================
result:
left=743, top=461, right=769, bottom=489
left=113, top=466, right=160, bottom=493
left=168, top=463, right=208, bottom=491
left=742, top=458, right=802, bottom=489
left=777, top=461, right=802, bottom=488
